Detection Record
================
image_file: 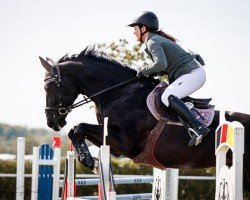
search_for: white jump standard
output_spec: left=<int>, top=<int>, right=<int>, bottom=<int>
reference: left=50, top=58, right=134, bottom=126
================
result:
left=215, top=121, right=244, bottom=200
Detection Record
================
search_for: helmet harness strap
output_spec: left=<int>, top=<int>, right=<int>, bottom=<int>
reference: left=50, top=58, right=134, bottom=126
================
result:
left=139, top=26, right=148, bottom=43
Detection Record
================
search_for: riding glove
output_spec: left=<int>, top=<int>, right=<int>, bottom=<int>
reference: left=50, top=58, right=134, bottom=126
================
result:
left=137, top=71, right=144, bottom=78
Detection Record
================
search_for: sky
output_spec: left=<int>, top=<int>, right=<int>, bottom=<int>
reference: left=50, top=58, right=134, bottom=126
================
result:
left=0, top=0, right=250, bottom=133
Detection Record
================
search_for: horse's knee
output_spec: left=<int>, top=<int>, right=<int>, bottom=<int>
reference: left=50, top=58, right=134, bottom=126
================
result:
left=67, top=124, right=85, bottom=145
left=73, top=123, right=86, bottom=140
left=68, top=126, right=77, bottom=140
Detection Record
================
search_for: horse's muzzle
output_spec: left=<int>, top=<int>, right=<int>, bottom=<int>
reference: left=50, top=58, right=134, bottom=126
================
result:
left=47, top=117, right=67, bottom=131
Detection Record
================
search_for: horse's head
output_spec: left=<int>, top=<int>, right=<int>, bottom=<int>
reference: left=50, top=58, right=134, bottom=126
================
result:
left=39, top=57, right=79, bottom=131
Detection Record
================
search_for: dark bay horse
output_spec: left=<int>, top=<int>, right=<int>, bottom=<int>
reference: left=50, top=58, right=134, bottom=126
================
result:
left=40, top=46, right=250, bottom=190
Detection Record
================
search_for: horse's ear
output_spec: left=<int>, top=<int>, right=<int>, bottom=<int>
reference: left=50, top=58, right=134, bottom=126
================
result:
left=46, top=57, right=55, bottom=66
left=39, top=56, right=53, bottom=74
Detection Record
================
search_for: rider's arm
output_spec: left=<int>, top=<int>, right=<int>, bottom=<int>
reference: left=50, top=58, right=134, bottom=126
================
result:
left=141, top=42, right=168, bottom=76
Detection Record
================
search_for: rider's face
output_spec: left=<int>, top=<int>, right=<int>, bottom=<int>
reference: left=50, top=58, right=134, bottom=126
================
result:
left=133, top=26, right=141, bottom=42
left=133, top=26, right=147, bottom=42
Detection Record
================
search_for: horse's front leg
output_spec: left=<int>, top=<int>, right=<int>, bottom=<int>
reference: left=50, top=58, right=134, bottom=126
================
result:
left=68, top=126, right=96, bottom=169
left=68, top=123, right=120, bottom=169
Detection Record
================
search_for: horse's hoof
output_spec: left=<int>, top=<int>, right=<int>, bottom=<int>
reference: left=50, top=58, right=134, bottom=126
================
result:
left=85, top=156, right=95, bottom=170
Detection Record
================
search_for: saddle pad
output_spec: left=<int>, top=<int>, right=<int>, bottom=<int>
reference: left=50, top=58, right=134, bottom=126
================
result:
left=147, top=82, right=215, bottom=127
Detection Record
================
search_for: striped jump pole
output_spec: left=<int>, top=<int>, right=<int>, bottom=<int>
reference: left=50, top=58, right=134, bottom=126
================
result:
left=62, top=150, right=76, bottom=199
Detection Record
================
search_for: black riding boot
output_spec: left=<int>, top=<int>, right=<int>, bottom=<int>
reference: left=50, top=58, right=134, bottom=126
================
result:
left=168, top=95, right=210, bottom=146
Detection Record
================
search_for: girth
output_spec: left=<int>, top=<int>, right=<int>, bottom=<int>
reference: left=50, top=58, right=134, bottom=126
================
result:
left=133, top=118, right=168, bottom=170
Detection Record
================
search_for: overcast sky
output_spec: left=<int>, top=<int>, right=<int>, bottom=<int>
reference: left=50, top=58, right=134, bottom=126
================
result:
left=0, top=0, right=249, bottom=133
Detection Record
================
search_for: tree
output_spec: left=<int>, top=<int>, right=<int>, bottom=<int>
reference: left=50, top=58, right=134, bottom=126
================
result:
left=97, top=39, right=150, bottom=70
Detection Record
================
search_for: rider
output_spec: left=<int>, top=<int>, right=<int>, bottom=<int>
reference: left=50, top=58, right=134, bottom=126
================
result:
left=128, top=11, right=210, bottom=146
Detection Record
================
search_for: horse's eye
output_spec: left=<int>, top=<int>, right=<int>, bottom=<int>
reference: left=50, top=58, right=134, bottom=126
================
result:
left=45, top=85, right=52, bottom=93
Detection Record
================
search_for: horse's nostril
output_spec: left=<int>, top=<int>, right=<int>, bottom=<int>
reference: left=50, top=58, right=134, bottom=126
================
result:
left=61, top=120, right=67, bottom=127
left=47, top=121, right=54, bottom=128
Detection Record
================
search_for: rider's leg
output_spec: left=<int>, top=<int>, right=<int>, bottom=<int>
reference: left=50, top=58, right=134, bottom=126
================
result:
left=161, top=67, right=210, bottom=146
left=168, top=95, right=210, bottom=146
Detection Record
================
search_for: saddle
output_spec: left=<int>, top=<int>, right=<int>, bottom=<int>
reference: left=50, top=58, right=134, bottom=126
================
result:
left=147, top=82, right=215, bottom=126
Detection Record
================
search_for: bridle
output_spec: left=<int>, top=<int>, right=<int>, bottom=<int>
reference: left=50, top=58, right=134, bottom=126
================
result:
left=44, top=63, right=138, bottom=116
left=44, top=64, right=74, bottom=115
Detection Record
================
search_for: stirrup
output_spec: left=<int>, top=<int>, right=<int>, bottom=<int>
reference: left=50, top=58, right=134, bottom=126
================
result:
left=188, top=128, right=203, bottom=146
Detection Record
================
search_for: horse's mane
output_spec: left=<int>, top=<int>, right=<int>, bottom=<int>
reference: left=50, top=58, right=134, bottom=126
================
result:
left=58, top=45, right=136, bottom=73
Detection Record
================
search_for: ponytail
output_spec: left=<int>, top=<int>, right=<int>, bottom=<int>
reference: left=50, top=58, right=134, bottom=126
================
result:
left=155, top=30, right=178, bottom=43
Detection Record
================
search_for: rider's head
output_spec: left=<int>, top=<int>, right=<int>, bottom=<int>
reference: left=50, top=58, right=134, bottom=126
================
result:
left=128, top=11, right=159, bottom=43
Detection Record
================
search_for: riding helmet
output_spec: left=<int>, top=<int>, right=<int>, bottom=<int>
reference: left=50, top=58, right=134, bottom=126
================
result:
left=128, top=11, right=159, bottom=31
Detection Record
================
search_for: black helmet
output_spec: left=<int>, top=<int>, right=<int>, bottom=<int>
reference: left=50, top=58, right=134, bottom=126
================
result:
left=128, top=11, right=159, bottom=31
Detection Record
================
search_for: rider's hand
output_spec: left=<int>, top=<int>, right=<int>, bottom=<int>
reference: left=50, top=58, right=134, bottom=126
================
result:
left=137, top=71, right=144, bottom=78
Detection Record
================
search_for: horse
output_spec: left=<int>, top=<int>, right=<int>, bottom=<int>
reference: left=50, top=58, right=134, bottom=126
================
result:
left=39, top=46, right=250, bottom=190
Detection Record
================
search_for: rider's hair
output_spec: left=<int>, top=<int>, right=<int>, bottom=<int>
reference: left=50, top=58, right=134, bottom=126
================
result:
left=145, top=26, right=178, bottom=43
left=155, top=30, right=178, bottom=43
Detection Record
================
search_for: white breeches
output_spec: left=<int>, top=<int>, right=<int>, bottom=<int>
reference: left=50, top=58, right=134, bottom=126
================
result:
left=161, top=67, right=206, bottom=107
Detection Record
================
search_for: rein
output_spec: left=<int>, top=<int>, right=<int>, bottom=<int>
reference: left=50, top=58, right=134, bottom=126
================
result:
left=45, top=63, right=138, bottom=115
left=71, top=76, right=138, bottom=109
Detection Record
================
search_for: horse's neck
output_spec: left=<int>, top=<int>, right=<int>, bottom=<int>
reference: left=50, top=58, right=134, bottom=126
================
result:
left=62, top=61, right=135, bottom=98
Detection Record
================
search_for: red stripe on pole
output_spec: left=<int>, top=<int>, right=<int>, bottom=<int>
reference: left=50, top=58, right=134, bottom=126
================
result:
left=221, top=124, right=228, bottom=143
left=53, top=137, right=61, bottom=148
left=62, top=182, right=68, bottom=200
left=98, top=183, right=102, bottom=200
left=74, top=182, right=76, bottom=197
left=70, top=142, right=73, bottom=151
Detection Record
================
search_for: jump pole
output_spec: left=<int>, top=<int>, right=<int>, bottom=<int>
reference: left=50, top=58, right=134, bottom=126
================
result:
left=99, top=117, right=116, bottom=200
left=16, top=137, right=25, bottom=200
left=65, top=150, right=76, bottom=198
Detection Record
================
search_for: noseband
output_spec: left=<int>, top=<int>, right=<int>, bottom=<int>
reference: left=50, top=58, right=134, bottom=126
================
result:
left=44, top=63, right=139, bottom=116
